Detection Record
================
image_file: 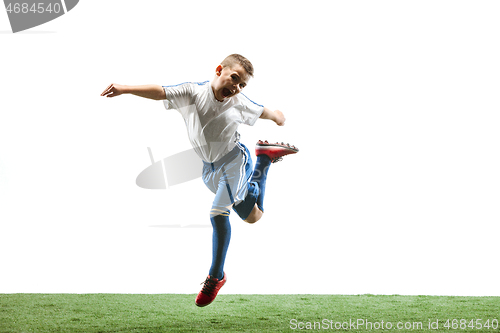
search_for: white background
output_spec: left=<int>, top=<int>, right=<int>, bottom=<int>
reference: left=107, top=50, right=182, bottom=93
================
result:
left=1, top=1, right=499, bottom=296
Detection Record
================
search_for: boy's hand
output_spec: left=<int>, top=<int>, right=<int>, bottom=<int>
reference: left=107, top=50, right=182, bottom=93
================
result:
left=274, top=110, right=286, bottom=126
left=260, top=107, right=286, bottom=126
left=101, top=83, right=127, bottom=98
left=100, top=83, right=166, bottom=100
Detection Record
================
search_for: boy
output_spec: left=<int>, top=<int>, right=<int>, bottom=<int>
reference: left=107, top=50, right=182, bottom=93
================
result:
left=101, top=54, right=298, bottom=306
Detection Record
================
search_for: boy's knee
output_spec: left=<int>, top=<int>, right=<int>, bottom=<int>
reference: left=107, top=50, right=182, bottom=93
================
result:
left=244, top=205, right=263, bottom=224
left=210, top=208, right=230, bottom=219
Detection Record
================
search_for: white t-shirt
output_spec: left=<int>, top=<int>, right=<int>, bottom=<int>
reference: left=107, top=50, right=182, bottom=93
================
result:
left=163, top=81, right=264, bottom=163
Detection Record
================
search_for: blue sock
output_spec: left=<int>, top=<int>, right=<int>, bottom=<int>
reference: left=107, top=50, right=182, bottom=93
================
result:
left=251, top=155, right=272, bottom=212
left=209, top=213, right=231, bottom=280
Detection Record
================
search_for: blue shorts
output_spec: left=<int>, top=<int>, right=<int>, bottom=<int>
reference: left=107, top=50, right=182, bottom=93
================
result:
left=202, top=143, right=259, bottom=220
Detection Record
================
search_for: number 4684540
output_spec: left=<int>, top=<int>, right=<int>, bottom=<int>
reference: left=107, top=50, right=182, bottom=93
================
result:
left=6, top=3, right=62, bottom=14
left=443, top=319, right=499, bottom=330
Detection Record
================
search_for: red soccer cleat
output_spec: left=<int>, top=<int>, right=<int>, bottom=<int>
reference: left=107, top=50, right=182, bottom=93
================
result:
left=195, top=273, right=227, bottom=307
left=255, top=140, right=299, bottom=163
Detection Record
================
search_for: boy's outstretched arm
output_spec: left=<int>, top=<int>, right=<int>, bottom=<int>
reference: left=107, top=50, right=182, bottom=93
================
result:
left=260, top=107, right=286, bottom=126
left=101, top=84, right=166, bottom=100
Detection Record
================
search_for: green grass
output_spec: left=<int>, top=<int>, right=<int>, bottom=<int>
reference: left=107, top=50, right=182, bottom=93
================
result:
left=1, top=294, right=499, bottom=332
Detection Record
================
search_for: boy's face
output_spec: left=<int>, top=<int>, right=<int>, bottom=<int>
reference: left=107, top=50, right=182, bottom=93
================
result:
left=212, top=64, right=250, bottom=102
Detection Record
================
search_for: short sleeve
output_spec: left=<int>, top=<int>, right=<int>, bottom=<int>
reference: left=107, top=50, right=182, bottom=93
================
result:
left=238, top=93, right=264, bottom=126
left=162, top=83, right=195, bottom=110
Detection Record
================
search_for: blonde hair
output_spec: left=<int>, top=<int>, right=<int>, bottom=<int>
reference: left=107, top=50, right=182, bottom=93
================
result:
left=221, top=54, right=254, bottom=77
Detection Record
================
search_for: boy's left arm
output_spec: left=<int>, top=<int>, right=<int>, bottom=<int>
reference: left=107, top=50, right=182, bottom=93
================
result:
left=259, top=107, right=286, bottom=126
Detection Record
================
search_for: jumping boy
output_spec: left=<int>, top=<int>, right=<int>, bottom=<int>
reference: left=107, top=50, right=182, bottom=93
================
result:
left=101, top=54, right=298, bottom=306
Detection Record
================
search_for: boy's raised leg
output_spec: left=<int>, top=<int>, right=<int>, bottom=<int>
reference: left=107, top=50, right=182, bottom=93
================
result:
left=253, top=140, right=299, bottom=210
left=250, top=154, right=272, bottom=212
